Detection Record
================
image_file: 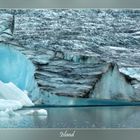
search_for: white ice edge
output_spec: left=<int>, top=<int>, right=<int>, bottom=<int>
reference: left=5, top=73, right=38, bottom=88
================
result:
left=0, top=81, right=34, bottom=111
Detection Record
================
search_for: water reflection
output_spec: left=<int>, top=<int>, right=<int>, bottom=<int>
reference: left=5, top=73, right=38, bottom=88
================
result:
left=46, top=107, right=139, bottom=128
left=0, top=106, right=140, bottom=128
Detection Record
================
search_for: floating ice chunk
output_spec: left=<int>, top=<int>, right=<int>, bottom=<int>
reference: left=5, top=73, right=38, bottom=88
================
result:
left=0, top=109, right=20, bottom=117
left=5, top=109, right=20, bottom=117
left=0, top=110, right=20, bottom=118
left=23, top=109, right=48, bottom=116
left=0, top=99, right=23, bottom=111
left=23, top=110, right=34, bottom=115
left=34, top=109, right=48, bottom=116
left=0, top=81, right=34, bottom=107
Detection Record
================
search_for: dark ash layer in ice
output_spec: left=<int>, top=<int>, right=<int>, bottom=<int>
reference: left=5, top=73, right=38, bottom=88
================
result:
left=0, top=9, right=140, bottom=105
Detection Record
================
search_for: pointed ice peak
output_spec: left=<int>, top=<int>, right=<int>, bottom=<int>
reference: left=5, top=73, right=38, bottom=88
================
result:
left=106, top=62, right=119, bottom=72
left=92, top=62, right=134, bottom=101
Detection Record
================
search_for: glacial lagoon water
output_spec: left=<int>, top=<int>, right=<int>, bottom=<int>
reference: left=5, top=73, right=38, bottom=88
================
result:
left=1, top=106, right=140, bottom=128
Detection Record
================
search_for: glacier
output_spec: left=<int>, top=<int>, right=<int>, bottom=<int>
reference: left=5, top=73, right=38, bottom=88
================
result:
left=0, top=43, right=136, bottom=105
left=0, top=9, right=140, bottom=107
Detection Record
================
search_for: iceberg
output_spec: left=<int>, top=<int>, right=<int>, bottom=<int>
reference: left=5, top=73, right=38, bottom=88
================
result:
left=0, top=43, right=39, bottom=101
left=0, top=43, right=38, bottom=113
left=0, top=99, right=22, bottom=111
left=0, top=81, right=34, bottom=107
left=0, top=80, right=34, bottom=112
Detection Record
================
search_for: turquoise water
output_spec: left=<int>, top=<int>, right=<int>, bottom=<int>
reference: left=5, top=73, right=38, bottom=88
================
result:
left=1, top=106, right=140, bottom=128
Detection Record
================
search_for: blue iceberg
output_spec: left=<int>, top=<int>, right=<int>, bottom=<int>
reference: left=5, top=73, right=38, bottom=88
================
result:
left=0, top=43, right=39, bottom=101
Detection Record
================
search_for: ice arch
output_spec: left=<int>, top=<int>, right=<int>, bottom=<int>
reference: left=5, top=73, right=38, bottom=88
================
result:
left=0, top=43, right=39, bottom=101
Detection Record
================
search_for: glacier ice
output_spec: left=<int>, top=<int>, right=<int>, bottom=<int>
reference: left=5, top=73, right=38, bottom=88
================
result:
left=119, top=67, right=140, bottom=81
left=63, top=51, right=100, bottom=64
left=0, top=43, right=39, bottom=101
left=92, top=63, right=134, bottom=100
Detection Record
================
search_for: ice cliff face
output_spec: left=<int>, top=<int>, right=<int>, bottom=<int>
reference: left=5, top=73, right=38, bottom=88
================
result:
left=0, top=9, right=140, bottom=105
